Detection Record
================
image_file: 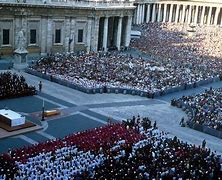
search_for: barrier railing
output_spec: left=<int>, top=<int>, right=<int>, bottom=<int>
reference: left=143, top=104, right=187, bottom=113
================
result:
left=26, top=68, right=221, bottom=98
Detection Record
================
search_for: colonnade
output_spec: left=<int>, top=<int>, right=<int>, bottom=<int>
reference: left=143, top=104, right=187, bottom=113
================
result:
left=99, top=16, right=132, bottom=51
left=133, top=2, right=222, bottom=26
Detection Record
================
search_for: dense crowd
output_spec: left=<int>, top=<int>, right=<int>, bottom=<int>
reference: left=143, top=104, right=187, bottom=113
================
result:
left=131, top=22, right=222, bottom=63
left=0, top=116, right=221, bottom=179
left=175, top=88, right=222, bottom=131
left=0, top=72, right=36, bottom=100
left=28, top=22, right=222, bottom=96
left=30, top=48, right=221, bottom=96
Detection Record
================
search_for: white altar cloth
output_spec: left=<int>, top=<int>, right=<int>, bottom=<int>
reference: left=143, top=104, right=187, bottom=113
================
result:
left=0, top=109, right=25, bottom=127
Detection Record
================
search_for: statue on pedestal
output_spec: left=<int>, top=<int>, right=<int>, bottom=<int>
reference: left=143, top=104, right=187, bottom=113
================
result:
left=14, top=29, right=28, bottom=69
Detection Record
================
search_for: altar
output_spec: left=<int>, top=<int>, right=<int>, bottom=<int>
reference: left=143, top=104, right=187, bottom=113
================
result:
left=0, top=109, right=25, bottom=127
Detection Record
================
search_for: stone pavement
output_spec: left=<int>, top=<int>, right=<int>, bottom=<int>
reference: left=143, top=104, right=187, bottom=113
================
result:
left=0, top=69, right=222, bottom=155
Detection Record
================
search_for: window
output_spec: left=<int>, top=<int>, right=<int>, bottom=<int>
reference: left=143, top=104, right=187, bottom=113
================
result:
left=3, top=29, right=10, bottom=45
left=55, top=29, right=61, bottom=43
left=78, top=29, right=83, bottom=43
left=30, top=29, right=36, bottom=44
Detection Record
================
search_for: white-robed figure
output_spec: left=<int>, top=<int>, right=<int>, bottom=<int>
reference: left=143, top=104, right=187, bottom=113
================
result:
left=16, top=29, right=27, bottom=52
left=14, top=29, right=28, bottom=66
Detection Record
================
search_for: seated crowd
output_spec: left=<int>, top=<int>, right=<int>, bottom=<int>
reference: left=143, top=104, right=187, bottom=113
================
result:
left=0, top=116, right=221, bottom=179
left=131, top=22, right=222, bottom=65
left=29, top=22, right=222, bottom=96
left=0, top=72, right=36, bottom=100
left=174, top=88, right=222, bottom=131
left=30, top=50, right=221, bottom=96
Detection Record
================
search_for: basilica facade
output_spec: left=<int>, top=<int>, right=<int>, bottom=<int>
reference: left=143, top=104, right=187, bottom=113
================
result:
left=0, top=0, right=221, bottom=56
left=0, top=0, right=134, bottom=55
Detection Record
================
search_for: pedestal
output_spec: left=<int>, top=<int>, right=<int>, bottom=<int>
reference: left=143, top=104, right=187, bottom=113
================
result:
left=14, top=49, right=28, bottom=70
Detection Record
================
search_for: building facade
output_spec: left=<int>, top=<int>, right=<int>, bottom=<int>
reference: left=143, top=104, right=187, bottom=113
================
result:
left=0, top=0, right=134, bottom=55
left=133, top=0, right=222, bottom=26
left=1, top=0, right=221, bottom=56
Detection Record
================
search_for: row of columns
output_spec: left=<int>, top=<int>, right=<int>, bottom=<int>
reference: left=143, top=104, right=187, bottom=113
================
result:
left=101, top=16, right=132, bottom=51
left=133, top=3, right=222, bottom=26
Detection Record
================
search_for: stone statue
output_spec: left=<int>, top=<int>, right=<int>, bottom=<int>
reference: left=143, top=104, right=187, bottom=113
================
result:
left=14, top=29, right=28, bottom=68
left=16, top=29, right=26, bottom=52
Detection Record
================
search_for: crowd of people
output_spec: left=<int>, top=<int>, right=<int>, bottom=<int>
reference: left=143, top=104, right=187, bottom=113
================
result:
left=131, top=22, right=222, bottom=64
left=0, top=72, right=36, bottom=100
left=0, top=116, right=221, bottom=179
left=1, top=22, right=222, bottom=179
left=27, top=22, right=222, bottom=96
left=175, top=88, right=222, bottom=131
left=30, top=50, right=221, bottom=96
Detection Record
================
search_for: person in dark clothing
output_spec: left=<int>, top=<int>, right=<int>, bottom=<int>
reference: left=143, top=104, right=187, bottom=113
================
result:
left=39, top=81, right=42, bottom=92
left=103, top=86, right=107, bottom=93
left=153, top=121, right=157, bottom=129
left=180, top=117, right=185, bottom=127
left=202, top=139, right=206, bottom=148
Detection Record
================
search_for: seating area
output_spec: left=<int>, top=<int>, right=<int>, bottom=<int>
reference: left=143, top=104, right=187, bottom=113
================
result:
left=0, top=72, right=36, bottom=100
left=0, top=116, right=221, bottom=179
left=28, top=49, right=221, bottom=96
left=27, top=23, right=222, bottom=97
left=174, top=88, right=222, bottom=131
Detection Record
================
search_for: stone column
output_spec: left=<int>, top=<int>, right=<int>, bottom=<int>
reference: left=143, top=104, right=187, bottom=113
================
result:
left=116, top=16, right=122, bottom=50
left=146, top=4, right=151, bottom=23
left=152, top=4, right=156, bottom=22
left=40, top=17, right=47, bottom=55
left=64, top=18, right=71, bottom=52
left=187, top=5, right=192, bottom=24
left=125, top=16, right=132, bottom=48
left=102, top=17, right=108, bottom=51
left=181, top=5, right=186, bottom=23
left=220, top=9, right=222, bottom=26
left=141, top=4, right=144, bottom=24
left=194, top=5, right=198, bottom=24
left=46, top=17, right=52, bottom=54
left=86, top=19, right=92, bottom=53
left=136, top=5, right=140, bottom=24
left=175, top=4, right=180, bottom=23
left=181, top=5, right=187, bottom=23
left=140, top=5, right=143, bottom=24
left=157, top=4, right=162, bottom=22
left=221, top=15, right=222, bottom=26
left=214, top=7, right=220, bottom=25
left=137, top=5, right=140, bottom=24
left=168, top=4, right=173, bottom=22
left=142, top=4, right=145, bottom=23
left=163, top=4, right=167, bottom=22
left=133, top=7, right=136, bottom=24
left=139, top=5, right=142, bottom=24
left=139, top=4, right=142, bottom=24
left=200, top=6, right=206, bottom=25
left=70, top=18, right=75, bottom=52
left=138, top=5, right=142, bottom=24
left=91, top=17, right=99, bottom=52
left=207, top=6, right=212, bottom=25
left=135, top=6, right=138, bottom=24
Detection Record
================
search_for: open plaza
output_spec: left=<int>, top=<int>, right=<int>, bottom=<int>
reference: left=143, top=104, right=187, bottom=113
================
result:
left=0, top=0, right=222, bottom=179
